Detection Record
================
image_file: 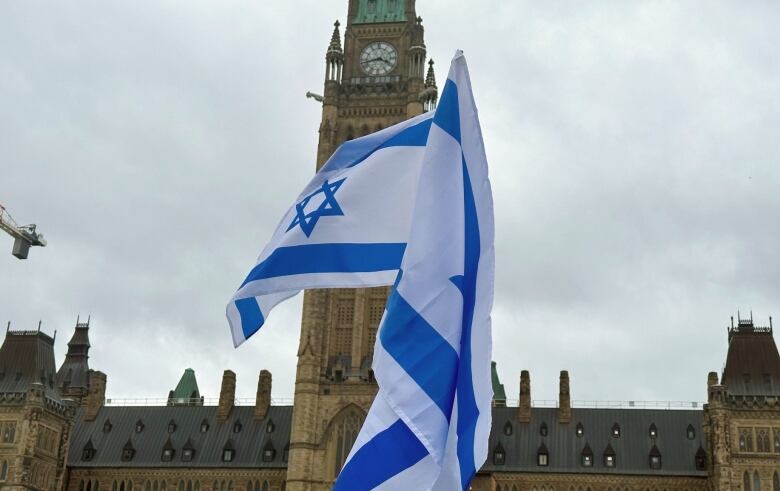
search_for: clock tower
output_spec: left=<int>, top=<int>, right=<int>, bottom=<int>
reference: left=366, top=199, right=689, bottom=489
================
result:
left=286, top=1, right=437, bottom=489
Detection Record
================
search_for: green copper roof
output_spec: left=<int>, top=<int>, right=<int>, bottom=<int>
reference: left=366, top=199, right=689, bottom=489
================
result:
left=491, top=361, right=506, bottom=402
left=353, top=0, right=406, bottom=24
left=171, top=368, right=200, bottom=400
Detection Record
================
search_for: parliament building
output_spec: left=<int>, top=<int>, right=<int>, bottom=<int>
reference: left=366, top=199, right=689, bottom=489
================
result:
left=2, top=1, right=779, bottom=490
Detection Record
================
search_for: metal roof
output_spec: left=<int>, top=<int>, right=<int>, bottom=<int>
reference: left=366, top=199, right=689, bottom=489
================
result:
left=170, top=368, right=201, bottom=401
left=56, top=323, right=91, bottom=391
left=68, top=405, right=292, bottom=469
left=722, top=322, right=780, bottom=396
left=482, top=406, right=707, bottom=477
left=0, top=329, right=61, bottom=402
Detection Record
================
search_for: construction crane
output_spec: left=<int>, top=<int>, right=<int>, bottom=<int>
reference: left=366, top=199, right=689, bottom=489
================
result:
left=0, top=203, right=47, bottom=259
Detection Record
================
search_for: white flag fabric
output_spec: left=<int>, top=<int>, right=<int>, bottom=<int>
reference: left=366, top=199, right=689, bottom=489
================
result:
left=227, top=51, right=494, bottom=490
left=227, top=110, right=434, bottom=347
left=332, top=51, right=494, bottom=491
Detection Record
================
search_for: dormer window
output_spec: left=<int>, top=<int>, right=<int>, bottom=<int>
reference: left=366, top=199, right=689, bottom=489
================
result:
left=575, top=422, right=584, bottom=438
left=233, top=421, right=242, bottom=434
left=492, top=443, right=505, bottom=465
left=200, top=419, right=209, bottom=433
left=135, top=420, right=144, bottom=433
left=161, top=437, right=175, bottom=462
left=695, top=446, right=707, bottom=471
left=603, top=443, right=616, bottom=468
left=611, top=423, right=621, bottom=438
left=122, top=447, right=135, bottom=462
left=103, top=420, right=112, bottom=433
left=649, top=423, right=657, bottom=439
left=581, top=443, right=593, bottom=467
left=261, top=441, right=275, bottom=463
left=82, top=440, right=96, bottom=461
left=223, top=440, right=236, bottom=462
left=182, top=438, right=195, bottom=462
left=503, top=421, right=513, bottom=436
left=537, top=443, right=549, bottom=467
left=167, top=420, right=177, bottom=434
left=266, top=420, right=275, bottom=434
left=649, top=445, right=662, bottom=469
left=539, top=422, right=548, bottom=437
left=686, top=424, right=696, bottom=440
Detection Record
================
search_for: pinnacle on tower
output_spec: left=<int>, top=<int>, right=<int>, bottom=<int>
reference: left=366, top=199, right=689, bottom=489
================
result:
left=425, top=59, right=437, bottom=88
left=328, top=20, right=343, bottom=54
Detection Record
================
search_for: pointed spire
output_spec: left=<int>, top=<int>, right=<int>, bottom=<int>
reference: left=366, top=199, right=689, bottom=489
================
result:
left=328, top=20, right=343, bottom=53
left=425, top=59, right=437, bottom=88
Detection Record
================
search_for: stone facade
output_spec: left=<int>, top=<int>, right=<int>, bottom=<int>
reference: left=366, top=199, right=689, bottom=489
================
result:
left=0, top=330, right=76, bottom=491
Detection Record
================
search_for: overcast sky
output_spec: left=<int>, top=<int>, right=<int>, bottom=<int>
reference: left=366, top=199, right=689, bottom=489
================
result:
left=2, top=1, right=779, bottom=406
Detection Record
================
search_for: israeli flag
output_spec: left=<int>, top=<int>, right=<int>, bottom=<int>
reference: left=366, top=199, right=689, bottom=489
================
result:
left=227, top=51, right=494, bottom=490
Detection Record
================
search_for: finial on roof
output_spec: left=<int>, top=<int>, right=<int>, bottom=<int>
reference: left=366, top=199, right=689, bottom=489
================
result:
left=425, top=59, right=437, bottom=88
left=328, top=20, right=343, bottom=52
left=53, top=330, right=57, bottom=342
left=6, top=321, right=9, bottom=332
left=38, top=320, right=42, bottom=332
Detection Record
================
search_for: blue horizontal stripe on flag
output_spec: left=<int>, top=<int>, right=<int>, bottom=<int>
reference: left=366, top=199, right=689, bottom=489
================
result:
left=333, top=418, right=428, bottom=490
left=321, top=117, right=433, bottom=172
left=380, top=288, right=459, bottom=419
left=433, top=79, right=461, bottom=144
left=235, top=297, right=265, bottom=340
left=240, top=243, right=406, bottom=288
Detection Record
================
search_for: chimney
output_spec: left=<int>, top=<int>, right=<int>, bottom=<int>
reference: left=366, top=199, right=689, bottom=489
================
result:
left=707, top=371, right=718, bottom=388
left=558, top=370, right=571, bottom=424
left=216, top=370, right=236, bottom=421
left=518, top=370, right=531, bottom=423
left=255, top=370, right=272, bottom=420
left=84, top=370, right=107, bottom=421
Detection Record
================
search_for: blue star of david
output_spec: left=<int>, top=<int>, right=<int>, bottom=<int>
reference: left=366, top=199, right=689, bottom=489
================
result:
left=287, top=178, right=347, bottom=237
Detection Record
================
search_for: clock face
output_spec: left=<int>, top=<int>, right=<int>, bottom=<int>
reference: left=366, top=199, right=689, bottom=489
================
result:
left=360, top=42, right=398, bottom=76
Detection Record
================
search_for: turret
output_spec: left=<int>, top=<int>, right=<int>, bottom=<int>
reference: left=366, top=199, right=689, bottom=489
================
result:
left=56, top=317, right=92, bottom=404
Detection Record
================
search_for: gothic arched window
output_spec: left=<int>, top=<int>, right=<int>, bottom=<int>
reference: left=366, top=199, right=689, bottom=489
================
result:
left=775, top=430, right=780, bottom=452
left=0, top=460, right=7, bottom=481
left=754, top=472, right=761, bottom=491
left=758, top=428, right=770, bottom=452
left=743, top=472, right=750, bottom=491
left=773, top=472, right=779, bottom=491
left=330, top=409, right=363, bottom=478
left=739, top=428, right=754, bottom=451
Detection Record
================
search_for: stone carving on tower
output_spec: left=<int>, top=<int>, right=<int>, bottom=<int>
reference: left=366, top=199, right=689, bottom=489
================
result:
left=286, top=1, right=436, bottom=489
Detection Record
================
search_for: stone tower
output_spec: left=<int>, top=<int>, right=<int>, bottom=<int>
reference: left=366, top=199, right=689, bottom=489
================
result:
left=0, top=326, right=76, bottom=491
left=703, top=314, right=780, bottom=490
left=55, top=318, right=91, bottom=405
left=286, top=1, right=436, bottom=489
